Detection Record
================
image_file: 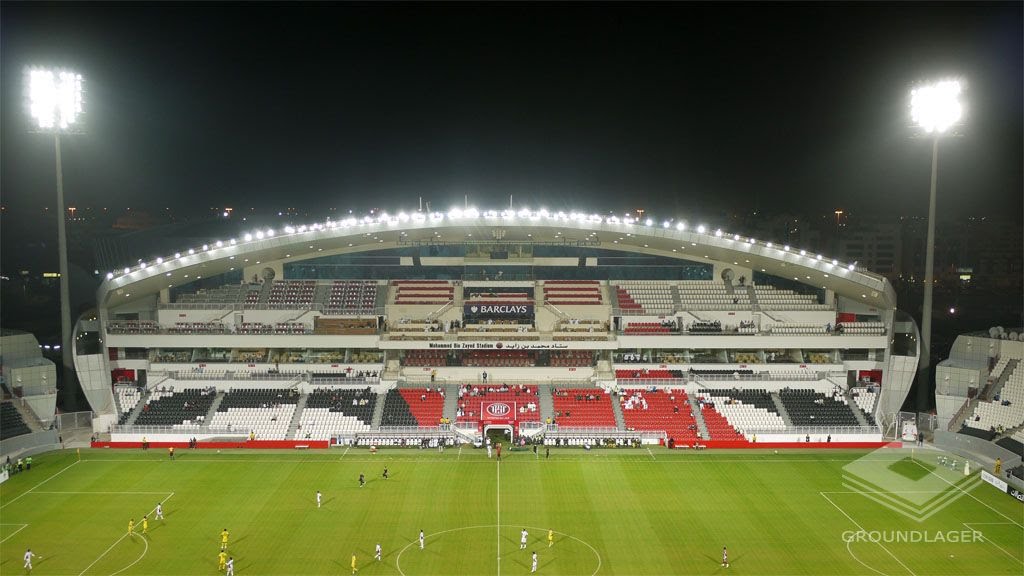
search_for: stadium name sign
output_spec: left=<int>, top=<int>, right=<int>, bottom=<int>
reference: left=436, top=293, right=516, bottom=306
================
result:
left=464, top=304, right=534, bottom=315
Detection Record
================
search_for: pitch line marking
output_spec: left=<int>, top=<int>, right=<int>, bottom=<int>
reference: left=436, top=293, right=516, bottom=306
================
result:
left=646, top=447, right=656, bottom=460
left=496, top=460, right=501, bottom=576
left=1, top=459, right=81, bottom=510
left=0, top=523, right=29, bottom=544
left=912, top=460, right=1024, bottom=529
left=846, top=539, right=889, bottom=576
left=394, top=524, right=601, bottom=576
left=33, top=491, right=172, bottom=495
left=963, top=522, right=1024, bottom=565
left=77, top=492, right=174, bottom=576
left=820, top=492, right=917, bottom=576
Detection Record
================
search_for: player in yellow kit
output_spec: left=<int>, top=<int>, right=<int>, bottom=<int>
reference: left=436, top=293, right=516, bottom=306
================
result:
left=218, top=551, right=228, bottom=571
left=141, top=515, right=149, bottom=534
left=351, top=553, right=357, bottom=574
left=128, top=519, right=135, bottom=537
left=548, top=529, right=554, bottom=547
left=220, top=529, right=230, bottom=551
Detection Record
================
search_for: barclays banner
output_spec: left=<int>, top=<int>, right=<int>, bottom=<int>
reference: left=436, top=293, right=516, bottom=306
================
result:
left=464, top=304, right=534, bottom=316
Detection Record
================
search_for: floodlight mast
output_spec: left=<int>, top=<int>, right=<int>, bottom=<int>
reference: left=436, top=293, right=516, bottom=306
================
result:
left=910, top=79, right=963, bottom=409
left=27, top=68, right=84, bottom=397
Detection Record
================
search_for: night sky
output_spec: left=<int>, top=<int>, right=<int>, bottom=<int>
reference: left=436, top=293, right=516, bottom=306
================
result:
left=1, top=3, right=1022, bottom=220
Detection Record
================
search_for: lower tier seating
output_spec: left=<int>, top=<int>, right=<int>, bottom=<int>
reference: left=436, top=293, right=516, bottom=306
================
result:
left=457, top=385, right=540, bottom=422
left=778, top=389, right=861, bottom=427
left=1, top=402, right=31, bottom=440
left=551, top=388, right=616, bottom=427
left=620, top=388, right=700, bottom=442
left=208, top=388, right=299, bottom=438
left=381, top=388, right=444, bottom=427
left=134, top=388, right=217, bottom=427
left=616, top=369, right=685, bottom=379
left=298, top=387, right=376, bottom=439
left=700, top=389, right=785, bottom=433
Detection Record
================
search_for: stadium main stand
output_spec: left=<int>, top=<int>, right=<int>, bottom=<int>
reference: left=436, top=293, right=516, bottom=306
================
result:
left=299, top=388, right=376, bottom=439
left=207, top=388, right=299, bottom=439
left=134, top=388, right=218, bottom=427
left=620, top=388, right=700, bottom=443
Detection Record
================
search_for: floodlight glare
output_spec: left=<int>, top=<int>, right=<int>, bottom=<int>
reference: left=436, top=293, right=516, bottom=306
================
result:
left=28, top=68, right=84, bottom=130
left=911, top=80, right=963, bottom=133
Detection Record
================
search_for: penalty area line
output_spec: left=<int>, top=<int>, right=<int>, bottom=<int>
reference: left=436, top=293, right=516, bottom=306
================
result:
left=77, top=492, right=174, bottom=576
left=820, top=491, right=916, bottom=576
left=0, top=523, right=29, bottom=544
left=1, top=459, right=81, bottom=510
left=963, top=522, right=1024, bottom=566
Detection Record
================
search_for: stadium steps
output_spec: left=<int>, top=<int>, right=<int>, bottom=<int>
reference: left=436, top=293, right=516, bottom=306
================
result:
left=986, top=359, right=1019, bottom=401
left=844, top=388, right=873, bottom=427
left=538, top=385, right=555, bottom=423
left=311, top=284, right=331, bottom=308
left=769, top=393, right=794, bottom=427
left=9, top=399, right=45, bottom=433
left=201, top=392, right=227, bottom=430
left=370, top=390, right=387, bottom=429
left=745, top=285, right=760, bottom=312
left=610, top=392, right=627, bottom=431
left=442, top=385, right=458, bottom=421
left=286, top=394, right=309, bottom=439
left=670, top=285, right=682, bottom=311
left=686, top=394, right=710, bottom=439
left=123, top=390, right=152, bottom=426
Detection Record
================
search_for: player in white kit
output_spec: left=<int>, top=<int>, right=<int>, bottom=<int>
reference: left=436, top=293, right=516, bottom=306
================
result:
left=520, top=529, right=529, bottom=549
left=316, top=491, right=322, bottom=508
left=375, top=543, right=382, bottom=561
left=531, top=551, right=538, bottom=573
left=419, top=530, right=425, bottom=549
left=722, top=546, right=729, bottom=568
left=486, top=438, right=493, bottom=458
left=155, top=503, right=164, bottom=520
left=24, top=549, right=37, bottom=571
left=226, top=557, right=235, bottom=576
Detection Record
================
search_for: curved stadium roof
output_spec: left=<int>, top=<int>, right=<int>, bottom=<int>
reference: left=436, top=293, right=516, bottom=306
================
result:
left=97, top=208, right=896, bottom=310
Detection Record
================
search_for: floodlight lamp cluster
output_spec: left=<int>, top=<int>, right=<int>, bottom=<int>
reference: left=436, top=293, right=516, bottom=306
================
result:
left=28, top=68, right=84, bottom=131
left=105, top=207, right=861, bottom=284
left=911, top=80, right=963, bottom=134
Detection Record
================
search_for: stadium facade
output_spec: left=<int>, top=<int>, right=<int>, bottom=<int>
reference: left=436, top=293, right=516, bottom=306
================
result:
left=69, top=209, right=921, bottom=447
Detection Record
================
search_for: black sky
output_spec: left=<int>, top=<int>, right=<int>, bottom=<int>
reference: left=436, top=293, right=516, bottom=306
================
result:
left=1, top=2, right=1021, bottom=220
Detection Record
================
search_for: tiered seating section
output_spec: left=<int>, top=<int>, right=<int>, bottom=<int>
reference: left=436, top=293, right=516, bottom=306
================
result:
left=966, top=360, right=1023, bottom=433
left=700, top=402, right=744, bottom=439
left=380, top=388, right=444, bottom=427
left=549, top=350, right=594, bottom=367
left=615, top=282, right=674, bottom=313
left=207, top=388, right=299, bottom=438
left=238, top=322, right=273, bottom=335
left=267, top=280, right=316, bottom=309
left=134, top=388, right=217, bottom=427
left=778, top=389, right=862, bottom=427
left=616, top=368, right=684, bottom=379
left=542, top=281, right=603, bottom=305
left=392, top=280, right=454, bottom=305
left=687, top=320, right=723, bottom=333
left=107, top=321, right=160, bottom=334
left=273, top=322, right=310, bottom=335
left=754, top=285, right=830, bottom=311
left=851, top=387, right=878, bottom=424
left=403, top=350, right=448, bottom=367
left=700, top=389, right=785, bottom=433
left=299, top=388, right=375, bottom=439
left=1, top=402, right=31, bottom=439
left=325, top=280, right=378, bottom=314
left=677, top=281, right=749, bottom=310
left=624, top=322, right=673, bottom=335
left=168, top=321, right=228, bottom=334
left=116, top=385, right=142, bottom=424
left=770, top=323, right=826, bottom=335
left=463, top=351, right=533, bottom=367
left=620, top=388, right=700, bottom=442
left=839, top=322, right=885, bottom=335
left=551, top=388, right=616, bottom=427
left=457, top=385, right=540, bottom=422
left=176, top=284, right=260, bottom=307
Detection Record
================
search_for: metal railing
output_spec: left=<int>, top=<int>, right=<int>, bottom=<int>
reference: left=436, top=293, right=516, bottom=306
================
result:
left=168, top=371, right=307, bottom=381
left=741, top=425, right=880, bottom=436
left=55, top=411, right=94, bottom=430
left=112, top=425, right=239, bottom=435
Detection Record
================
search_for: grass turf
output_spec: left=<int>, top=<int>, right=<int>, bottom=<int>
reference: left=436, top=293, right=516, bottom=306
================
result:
left=1, top=447, right=1021, bottom=575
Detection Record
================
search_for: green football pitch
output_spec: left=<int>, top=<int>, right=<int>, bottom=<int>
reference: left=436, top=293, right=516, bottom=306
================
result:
left=1, top=447, right=1021, bottom=575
